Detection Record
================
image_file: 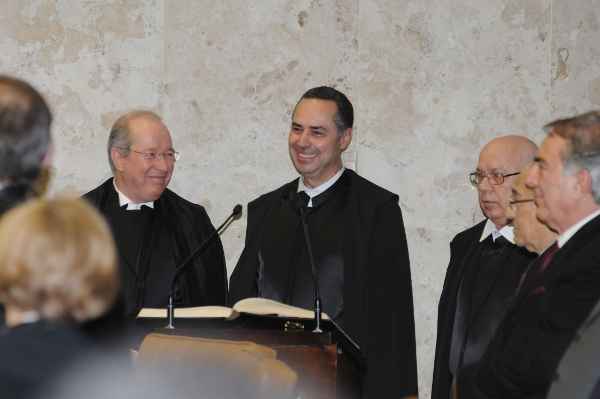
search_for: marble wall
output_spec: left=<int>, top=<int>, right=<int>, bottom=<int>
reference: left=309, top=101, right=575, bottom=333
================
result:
left=2, top=0, right=599, bottom=396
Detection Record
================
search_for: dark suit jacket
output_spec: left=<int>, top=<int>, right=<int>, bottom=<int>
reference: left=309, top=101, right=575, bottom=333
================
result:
left=0, top=321, right=95, bottom=398
left=432, top=221, right=534, bottom=399
left=546, top=299, right=600, bottom=399
left=229, top=169, right=418, bottom=398
left=459, top=214, right=600, bottom=399
left=84, top=178, right=227, bottom=315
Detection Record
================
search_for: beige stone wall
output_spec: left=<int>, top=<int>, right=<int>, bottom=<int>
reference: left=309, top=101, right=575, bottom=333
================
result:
left=2, top=1, right=599, bottom=396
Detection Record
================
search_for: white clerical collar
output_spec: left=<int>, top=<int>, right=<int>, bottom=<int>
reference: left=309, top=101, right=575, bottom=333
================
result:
left=113, top=179, right=154, bottom=210
left=297, top=167, right=345, bottom=207
left=557, top=208, right=600, bottom=248
left=479, top=219, right=515, bottom=244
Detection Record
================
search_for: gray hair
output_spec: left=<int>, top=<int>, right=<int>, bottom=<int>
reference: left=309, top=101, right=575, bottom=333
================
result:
left=546, top=111, right=600, bottom=203
left=107, top=110, right=162, bottom=173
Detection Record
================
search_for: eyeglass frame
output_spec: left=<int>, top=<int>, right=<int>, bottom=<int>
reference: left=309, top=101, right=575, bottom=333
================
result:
left=508, top=198, right=535, bottom=212
left=468, top=171, right=519, bottom=187
left=115, top=147, right=181, bottom=162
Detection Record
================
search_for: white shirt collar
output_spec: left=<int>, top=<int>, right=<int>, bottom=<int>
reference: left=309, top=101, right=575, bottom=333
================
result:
left=297, top=167, right=345, bottom=208
left=557, top=208, right=600, bottom=248
left=18, top=310, right=40, bottom=325
left=479, top=219, right=515, bottom=244
left=113, top=179, right=154, bottom=210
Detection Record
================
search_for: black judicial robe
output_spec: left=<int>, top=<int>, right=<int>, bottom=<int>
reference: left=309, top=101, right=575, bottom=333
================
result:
left=229, top=169, right=418, bottom=398
left=432, top=221, right=535, bottom=399
left=84, top=178, right=227, bottom=316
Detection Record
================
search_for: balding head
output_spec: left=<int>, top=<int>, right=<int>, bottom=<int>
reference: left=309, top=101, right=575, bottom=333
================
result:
left=479, top=135, right=538, bottom=170
left=0, top=76, right=52, bottom=185
left=475, top=135, right=537, bottom=228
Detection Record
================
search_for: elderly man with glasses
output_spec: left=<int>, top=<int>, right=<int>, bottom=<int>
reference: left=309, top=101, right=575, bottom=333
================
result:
left=432, top=135, right=538, bottom=399
left=84, top=110, right=227, bottom=317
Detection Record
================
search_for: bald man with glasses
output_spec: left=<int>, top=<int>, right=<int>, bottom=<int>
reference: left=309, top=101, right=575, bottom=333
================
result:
left=432, top=135, right=538, bottom=399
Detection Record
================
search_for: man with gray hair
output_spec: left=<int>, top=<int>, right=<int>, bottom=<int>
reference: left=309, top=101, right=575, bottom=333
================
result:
left=456, top=111, right=600, bottom=398
left=0, top=75, right=52, bottom=216
left=84, top=111, right=227, bottom=316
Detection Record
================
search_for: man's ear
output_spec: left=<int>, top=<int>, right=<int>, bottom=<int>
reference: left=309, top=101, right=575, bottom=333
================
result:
left=339, top=127, right=352, bottom=152
left=576, top=168, right=593, bottom=196
left=111, top=147, right=126, bottom=172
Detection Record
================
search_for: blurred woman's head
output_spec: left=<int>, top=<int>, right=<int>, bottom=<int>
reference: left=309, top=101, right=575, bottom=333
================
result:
left=0, top=197, right=118, bottom=324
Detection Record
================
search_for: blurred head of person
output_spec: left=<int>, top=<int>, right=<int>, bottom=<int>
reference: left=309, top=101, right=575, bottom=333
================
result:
left=0, top=75, right=53, bottom=212
left=0, top=197, right=119, bottom=326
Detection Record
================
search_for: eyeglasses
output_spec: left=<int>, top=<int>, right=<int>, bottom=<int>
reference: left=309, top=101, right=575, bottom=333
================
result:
left=118, top=147, right=180, bottom=162
left=468, top=171, right=519, bottom=187
left=508, top=198, right=535, bottom=212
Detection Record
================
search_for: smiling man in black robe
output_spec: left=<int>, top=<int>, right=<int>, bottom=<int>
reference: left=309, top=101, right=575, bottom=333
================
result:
left=84, top=111, right=227, bottom=316
left=229, top=86, right=418, bottom=399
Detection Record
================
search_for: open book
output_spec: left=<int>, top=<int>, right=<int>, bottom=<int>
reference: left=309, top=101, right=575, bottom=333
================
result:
left=137, top=297, right=330, bottom=320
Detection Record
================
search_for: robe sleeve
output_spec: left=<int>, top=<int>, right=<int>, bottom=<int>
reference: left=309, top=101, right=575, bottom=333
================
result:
left=228, top=198, right=265, bottom=305
left=194, top=205, right=228, bottom=305
left=364, top=197, right=418, bottom=398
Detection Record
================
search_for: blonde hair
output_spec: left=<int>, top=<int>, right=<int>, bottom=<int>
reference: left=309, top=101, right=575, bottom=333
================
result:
left=0, top=197, right=119, bottom=322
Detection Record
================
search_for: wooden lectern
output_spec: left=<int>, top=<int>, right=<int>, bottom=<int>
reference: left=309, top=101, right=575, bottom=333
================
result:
left=135, top=314, right=365, bottom=399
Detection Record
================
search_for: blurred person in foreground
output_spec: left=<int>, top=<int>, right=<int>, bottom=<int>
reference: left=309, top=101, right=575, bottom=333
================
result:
left=0, top=197, right=120, bottom=398
left=0, top=75, right=52, bottom=216
left=0, top=75, right=53, bottom=326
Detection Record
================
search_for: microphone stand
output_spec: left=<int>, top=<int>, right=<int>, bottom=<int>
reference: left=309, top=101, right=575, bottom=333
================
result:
left=166, top=204, right=242, bottom=329
left=297, top=199, right=323, bottom=333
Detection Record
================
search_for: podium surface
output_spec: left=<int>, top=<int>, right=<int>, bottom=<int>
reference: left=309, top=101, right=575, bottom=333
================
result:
left=136, top=314, right=364, bottom=399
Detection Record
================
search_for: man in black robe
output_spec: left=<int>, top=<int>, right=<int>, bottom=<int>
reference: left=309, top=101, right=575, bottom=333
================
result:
left=229, top=86, right=418, bottom=398
left=84, top=111, right=227, bottom=316
left=432, top=136, right=537, bottom=399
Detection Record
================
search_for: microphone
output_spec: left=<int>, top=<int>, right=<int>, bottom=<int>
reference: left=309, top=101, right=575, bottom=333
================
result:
left=293, top=191, right=324, bottom=333
left=165, top=204, right=243, bottom=329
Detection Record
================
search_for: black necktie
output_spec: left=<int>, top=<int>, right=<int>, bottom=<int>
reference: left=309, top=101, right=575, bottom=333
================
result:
left=492, top=235, right=510, bottom=247
left=538, top=241, right=558, bottom=273
left=297, top=191, right=310, bottom=208
left=515, top=241, right=558, bottom=294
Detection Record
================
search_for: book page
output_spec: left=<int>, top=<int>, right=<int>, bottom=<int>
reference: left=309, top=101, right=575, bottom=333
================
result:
left=137, top=305, right=234, bottom=319
left=233, top=297, right=330, bottom=320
